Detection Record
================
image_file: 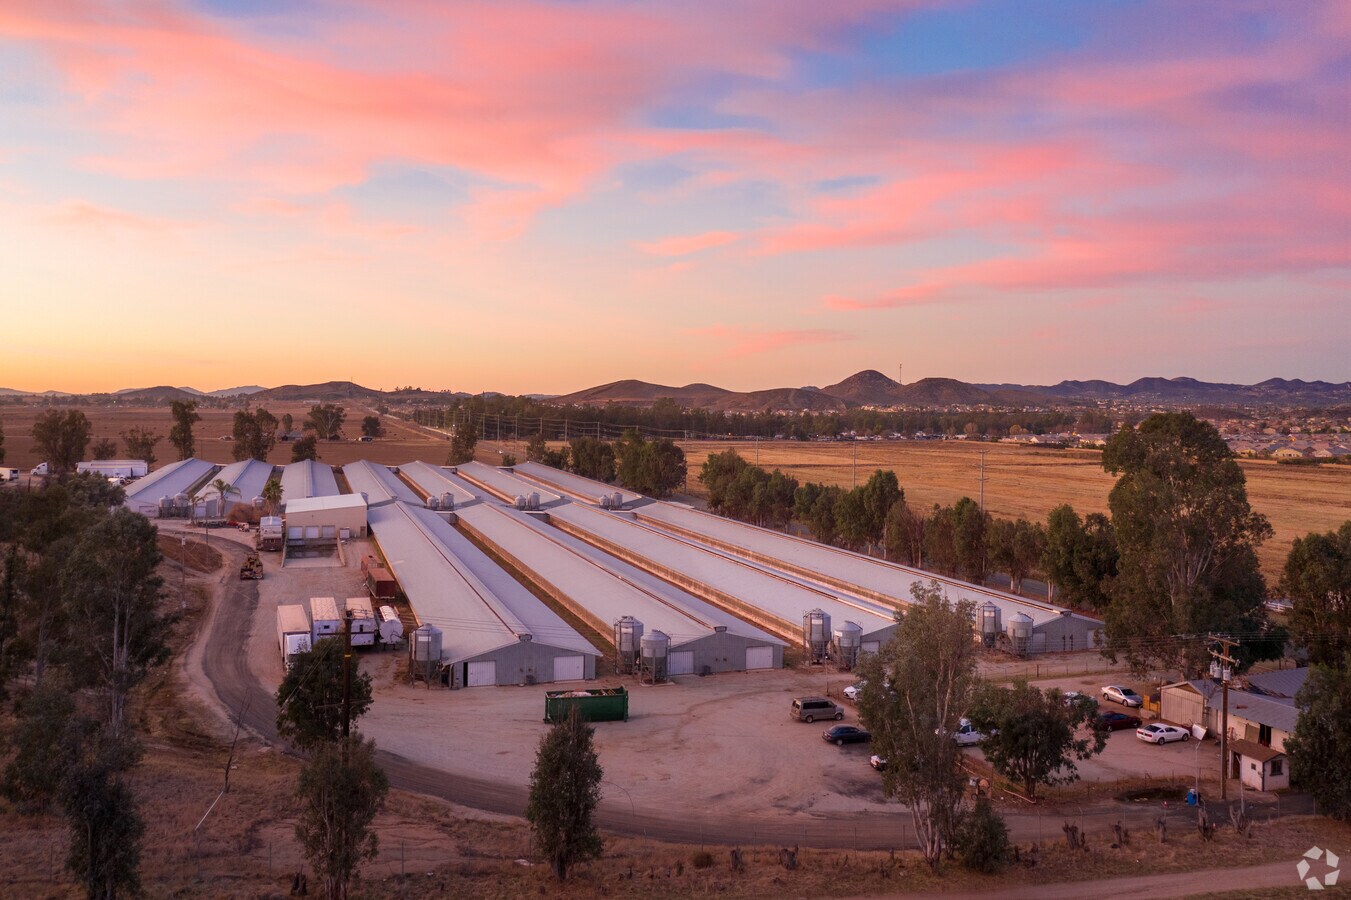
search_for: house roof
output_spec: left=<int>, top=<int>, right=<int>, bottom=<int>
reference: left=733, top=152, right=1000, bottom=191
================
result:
left=1164, top=679, right=1301, bottom=735
left=1245, top=667, right=1308, bottom=699
left=1228, top=738, right=1285, bottom=763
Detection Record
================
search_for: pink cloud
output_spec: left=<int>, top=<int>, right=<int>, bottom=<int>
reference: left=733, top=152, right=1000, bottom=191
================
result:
left=45, top=200, right=186, bottom=235
left=822, top=284, right=945, bottom=311
left=635, top=230, right=740, bottom=257
left=687, top=325, right=853, bottom=358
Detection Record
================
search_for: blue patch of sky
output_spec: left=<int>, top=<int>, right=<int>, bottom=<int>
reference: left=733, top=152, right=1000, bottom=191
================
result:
left=337, top=162, right=488, bottom=220
left=795, top=0, right=1135, bottom=87
left=814, top=175, right=880, bottom=194
left=613, top=160, right=696, bottom=192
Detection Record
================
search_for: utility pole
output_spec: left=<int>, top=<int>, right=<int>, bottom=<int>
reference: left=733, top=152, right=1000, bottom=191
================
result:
left=341, top=609, right=354, bottom=749
left=1208, top=635, right=1239, bottom=800
left=979, top=448, right=987, bottom=513
left=852, top=439, right=857, bottom=488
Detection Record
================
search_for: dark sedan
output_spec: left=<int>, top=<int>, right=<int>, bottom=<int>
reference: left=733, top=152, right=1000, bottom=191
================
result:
left=823, top=725, right=872, bottom=746
left=1099, top=711, right=1143, bottom=731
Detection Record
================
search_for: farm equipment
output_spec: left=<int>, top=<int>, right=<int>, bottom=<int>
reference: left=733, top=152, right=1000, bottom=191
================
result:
left=239, top=555, right=264, bottom=580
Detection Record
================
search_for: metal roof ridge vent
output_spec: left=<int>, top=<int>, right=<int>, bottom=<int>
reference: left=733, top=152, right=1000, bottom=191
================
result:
left=519, top=633, right=534, bottom=642
left=714, top=625, right=727, bottom=633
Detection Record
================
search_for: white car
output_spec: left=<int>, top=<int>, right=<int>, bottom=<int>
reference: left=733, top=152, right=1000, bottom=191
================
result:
left=843, top=683, right=865, bottom=702
left=1137, top=723, right=1190, bottom=744
left=952, top=718, right=986, bottom=747
left=1102, top=685, right=1144, bottom=707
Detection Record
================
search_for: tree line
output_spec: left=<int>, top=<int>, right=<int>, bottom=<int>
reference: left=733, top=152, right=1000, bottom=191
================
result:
left=409, top=394, right=1095, bottom=442
left=511, top=430, right=687, bottom=498
left=15, top=403, right=388, bottom=476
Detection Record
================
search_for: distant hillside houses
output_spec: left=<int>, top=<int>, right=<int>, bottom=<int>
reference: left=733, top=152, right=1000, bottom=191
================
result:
left=1226, top=435, right=1351, bottom=459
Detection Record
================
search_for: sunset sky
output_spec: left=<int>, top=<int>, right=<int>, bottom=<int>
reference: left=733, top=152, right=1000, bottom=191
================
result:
left=2, top=1, right=1348, bottom=395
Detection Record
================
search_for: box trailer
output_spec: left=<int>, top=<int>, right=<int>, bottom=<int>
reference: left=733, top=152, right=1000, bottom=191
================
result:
left=310, top=597, right=341, bottom=643
left=344, top=597, right=377, bottom=647
left=277, top=605, right=311, bottom=670
left=258, top=516, right=284, bottom=551
left=1, top=468, right=18, bottom=483
left=544, top=686, right=629, bottom=723
left=77, top=459, right=149, bottom=479
left=366, top=566, right=397, bottom=601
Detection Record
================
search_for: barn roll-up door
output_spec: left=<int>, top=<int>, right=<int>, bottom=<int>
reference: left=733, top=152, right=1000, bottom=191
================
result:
left=288, top=527, right=303, bottom=540
left=745, top=646, right=774, bottom=670
left=861, top=641, right=880, bottom=655
left=321, top=525, right=336, bottom=539
left=466, top=661, right=496, bottom=686
left=304, top=526, right=320, bottom=540
left=552, top=655, right=585, bottom=682
left=668, top=651, right=694, bottom=676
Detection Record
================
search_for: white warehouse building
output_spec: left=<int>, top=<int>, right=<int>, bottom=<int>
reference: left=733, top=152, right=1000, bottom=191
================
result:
left=368, top=502, right=599, bottom=687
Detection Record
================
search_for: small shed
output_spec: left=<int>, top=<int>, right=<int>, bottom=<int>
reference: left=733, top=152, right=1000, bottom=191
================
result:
left=285, top=493, right=368, bottom=543
left=1228, top=738, right=1289, bottom=792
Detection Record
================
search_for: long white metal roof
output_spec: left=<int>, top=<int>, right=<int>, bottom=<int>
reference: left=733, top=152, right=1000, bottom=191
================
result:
left=546, top=502, right=897, bottom=641
left=367, top=502, right=597, bottom=663
left=633, top=502, right=1097, bottom=629
left=397, top=460, right=479, bottom=508
left=456, top=501, right=783, bottom=649
left=280, top=460, right=339, bottom=506
left=454, top=461, right=562, bottom=506
left=124, top=458, right=218, bottom=509
left=342, top=460, right=421, bottom=507
left=513, top=461, right=643, bottom=505
left=285, top=493, right=367, bottom=515
left=211, top=459, right=275, bottom=506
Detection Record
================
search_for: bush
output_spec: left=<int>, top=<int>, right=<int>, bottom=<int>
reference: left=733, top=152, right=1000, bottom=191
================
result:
left=691, top=850, right=714, bottom=869
left=954, top=797, right=1011, bottom=874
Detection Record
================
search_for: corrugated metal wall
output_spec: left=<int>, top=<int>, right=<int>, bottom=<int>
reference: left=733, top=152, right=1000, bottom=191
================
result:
left=1160, top=686, right=1208, bottom=730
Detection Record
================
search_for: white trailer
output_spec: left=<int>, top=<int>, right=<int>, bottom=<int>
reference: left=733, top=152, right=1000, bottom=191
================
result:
left=77, top=459, right=149, bottom=479
left=1, top=468, right=18, bottom=483
left=378, top=605, right=404, bottom=644
left=258, top=516, right=284, bottom=551
left=345, top=597, right=377, bottom=647
left=277, top=604, right=311, bottom=670
left=310, top=597, right=341, bottom=643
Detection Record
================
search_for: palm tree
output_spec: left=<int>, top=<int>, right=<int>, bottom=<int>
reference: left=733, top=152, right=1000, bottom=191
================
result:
left=262, top=476, right=283, bottom=515
left=211, top=478, right=238, bottom=519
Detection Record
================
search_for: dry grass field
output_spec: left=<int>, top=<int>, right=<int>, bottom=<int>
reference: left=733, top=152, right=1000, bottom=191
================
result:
left=679, top=440, right=1351, bottom=582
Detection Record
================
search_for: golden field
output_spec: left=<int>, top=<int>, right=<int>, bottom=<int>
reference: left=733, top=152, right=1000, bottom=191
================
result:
left=679, top=439, right=1351, bottom=582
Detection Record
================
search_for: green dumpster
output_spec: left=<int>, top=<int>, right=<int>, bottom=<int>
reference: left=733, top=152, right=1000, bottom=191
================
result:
left=544, top=686, right=629, bottom=723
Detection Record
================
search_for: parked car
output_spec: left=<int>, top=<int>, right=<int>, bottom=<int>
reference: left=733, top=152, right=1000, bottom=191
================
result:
left=791, top=697, right=844, bottom=723
left=822, top=725, right=871, bottom=746
left=1101, top=685, right=1144, bottom=707
left=1098, top=711, right=1143, bottom=731
left=1137, top=723, right=1190, bottom=744
left=869, top=754, right=887, bottom=771
left=843, top=682, right=865, bottom=702
left=951, top=718, right=986, bottom=747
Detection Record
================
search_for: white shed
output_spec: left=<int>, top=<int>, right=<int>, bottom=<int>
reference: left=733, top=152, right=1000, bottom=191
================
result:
left=285, top=493, right=368, bottom=542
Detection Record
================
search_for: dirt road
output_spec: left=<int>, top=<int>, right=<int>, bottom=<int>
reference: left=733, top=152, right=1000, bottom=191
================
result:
left=903, top=859, right=1302, bottom=898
